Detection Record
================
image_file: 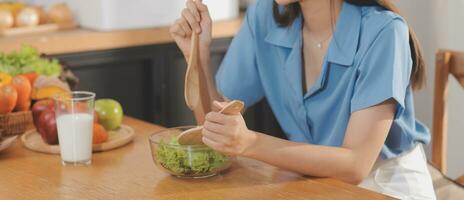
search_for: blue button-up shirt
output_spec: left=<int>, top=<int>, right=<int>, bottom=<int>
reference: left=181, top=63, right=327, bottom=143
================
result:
left=216, top=0, right=430, bottom=159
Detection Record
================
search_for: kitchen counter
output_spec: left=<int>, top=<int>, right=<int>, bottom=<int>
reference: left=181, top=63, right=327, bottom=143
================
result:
left=0, top=117, right=394, bottom=200
left=0, top=17, right=242, bottom=55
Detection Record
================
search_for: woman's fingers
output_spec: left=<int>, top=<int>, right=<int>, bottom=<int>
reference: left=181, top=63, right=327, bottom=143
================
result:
left=202, top=136, right=234, bottom=155
left=182, top=8, right=201, bottom=33
left=202, top=128, right=228, bottom=144
left=178, top=18, right=192, bottom=36
left=196, top=0, right=208, bottom=13
left=204, top=120, right=227, bottom=135
left=186, top=0, right=201, bottom=22
left=170, top=0, right=212, bottom=64
left=205, top=112, right=237, bottom=125
left=205, top=112, right=222, bottom=124
left=170, top=19, right=186, bottom=37
left=202, top=136, right=222, bottom=150
left=204, top=112, right=241, bottom=139
left=196, top=1, right=212, bottom=24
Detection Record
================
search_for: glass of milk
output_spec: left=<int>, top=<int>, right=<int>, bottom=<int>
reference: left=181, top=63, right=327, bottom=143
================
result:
left=54, top=91, right=95, bottom=166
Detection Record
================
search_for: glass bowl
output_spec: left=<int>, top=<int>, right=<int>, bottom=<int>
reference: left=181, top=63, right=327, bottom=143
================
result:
left=149, top=126, right=232, bottom=178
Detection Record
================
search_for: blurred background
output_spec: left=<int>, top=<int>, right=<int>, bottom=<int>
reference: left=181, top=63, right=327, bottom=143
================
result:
left=394, top=0, right=464, bottom=180
left=0, top=0, right=462, bottom=181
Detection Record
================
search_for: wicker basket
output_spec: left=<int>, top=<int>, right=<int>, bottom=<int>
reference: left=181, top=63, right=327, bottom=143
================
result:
left=0, top=111, right=34, bottom=142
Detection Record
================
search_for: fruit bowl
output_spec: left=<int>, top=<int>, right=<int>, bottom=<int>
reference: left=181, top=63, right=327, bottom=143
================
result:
left=149, top=126, right=232, bottom=178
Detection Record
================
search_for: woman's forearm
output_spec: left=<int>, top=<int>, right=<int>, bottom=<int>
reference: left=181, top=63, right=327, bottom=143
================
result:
left=203, top=97, right=394, bottom=185
left=243, top=131, right=367, bottom=184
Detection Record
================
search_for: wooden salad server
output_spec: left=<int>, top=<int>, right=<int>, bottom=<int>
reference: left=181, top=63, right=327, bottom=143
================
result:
left=184, top=31, right=212, bottom=125
left=177, top=100, right=245, bottom=145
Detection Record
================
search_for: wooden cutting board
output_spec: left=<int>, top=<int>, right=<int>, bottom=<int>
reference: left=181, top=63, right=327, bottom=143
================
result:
left=21, top=124, right=134, bottom=154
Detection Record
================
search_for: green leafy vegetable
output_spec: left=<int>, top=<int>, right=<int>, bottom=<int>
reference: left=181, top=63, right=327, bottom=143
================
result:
left=155, top=137, right=229, bottom=176
left=0, top=46, right=62, bottom=76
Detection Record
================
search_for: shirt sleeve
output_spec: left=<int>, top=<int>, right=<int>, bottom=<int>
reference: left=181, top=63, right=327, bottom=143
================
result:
left=215, top=3, right=264, bottom=108
left=350, top=19, right=412, bottom=117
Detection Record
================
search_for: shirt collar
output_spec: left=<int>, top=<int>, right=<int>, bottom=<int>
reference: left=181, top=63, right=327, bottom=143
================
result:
left=264, top=13, right=302, bottom=49
left=264, top=2, right=362, bottom=66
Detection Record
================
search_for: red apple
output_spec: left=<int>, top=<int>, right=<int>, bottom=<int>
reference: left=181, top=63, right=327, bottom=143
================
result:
left=37, top=109, right=58, bottom=145
left=32, top=99, right=54, bottom=128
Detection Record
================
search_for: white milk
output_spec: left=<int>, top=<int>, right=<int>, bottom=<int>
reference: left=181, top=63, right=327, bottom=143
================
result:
left=57, top=113, right=93, bottom=163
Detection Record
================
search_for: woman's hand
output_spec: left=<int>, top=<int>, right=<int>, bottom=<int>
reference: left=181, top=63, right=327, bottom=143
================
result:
left=170, top=0, right=224, bottom=106
left=202, top=101, right=257, bottom=156
left=169, top=0, right=212, bottom=62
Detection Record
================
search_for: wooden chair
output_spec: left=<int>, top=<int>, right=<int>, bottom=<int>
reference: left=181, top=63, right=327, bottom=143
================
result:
left=429, top=50, right=464, bottom=199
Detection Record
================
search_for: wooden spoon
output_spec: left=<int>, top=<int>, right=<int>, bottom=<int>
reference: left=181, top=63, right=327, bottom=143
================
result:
left=177, top=100, right=245, bottom=145
left=184, top=32, right=212, bottom=124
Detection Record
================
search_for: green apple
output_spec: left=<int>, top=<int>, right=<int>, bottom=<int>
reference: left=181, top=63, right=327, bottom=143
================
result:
left=94, top=99, right=123, bottom=130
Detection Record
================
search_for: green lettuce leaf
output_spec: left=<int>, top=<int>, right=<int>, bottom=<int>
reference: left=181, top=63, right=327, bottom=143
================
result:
left=0, top=46, right=62, bottom=76
left=156, top=137, right=228, bottom=175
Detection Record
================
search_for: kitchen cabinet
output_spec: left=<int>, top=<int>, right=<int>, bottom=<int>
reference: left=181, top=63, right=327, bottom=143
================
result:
left=53, top=38, right=286, bottom=139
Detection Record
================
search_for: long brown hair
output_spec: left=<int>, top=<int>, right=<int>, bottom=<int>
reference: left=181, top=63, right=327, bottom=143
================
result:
left=273, top=0, right=426, bottom=90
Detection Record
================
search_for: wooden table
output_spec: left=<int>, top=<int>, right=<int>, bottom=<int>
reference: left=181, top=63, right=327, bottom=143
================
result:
left=0, top=117, right=393, bottom=200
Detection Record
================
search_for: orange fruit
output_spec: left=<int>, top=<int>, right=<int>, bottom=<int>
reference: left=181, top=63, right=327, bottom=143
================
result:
left=0, top=85, right=18, bottom=114
left=93, top=123, right=108, bottom=144
left=11, top=75, right=32, bottom=111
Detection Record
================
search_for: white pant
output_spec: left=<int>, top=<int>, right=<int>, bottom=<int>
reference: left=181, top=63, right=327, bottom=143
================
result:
left=359, top=144, right=436, bottom=200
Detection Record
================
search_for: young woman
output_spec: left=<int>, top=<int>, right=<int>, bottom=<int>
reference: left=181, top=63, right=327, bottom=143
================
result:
left=170, top=0, right=436, bottom=199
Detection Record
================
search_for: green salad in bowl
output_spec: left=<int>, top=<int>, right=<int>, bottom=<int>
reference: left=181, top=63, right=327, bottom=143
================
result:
left=149, top=127, right=232, bottom=178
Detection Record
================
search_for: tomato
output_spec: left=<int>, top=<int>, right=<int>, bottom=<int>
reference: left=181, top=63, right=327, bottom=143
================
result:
left=93, top=123, right=108, bottom=144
